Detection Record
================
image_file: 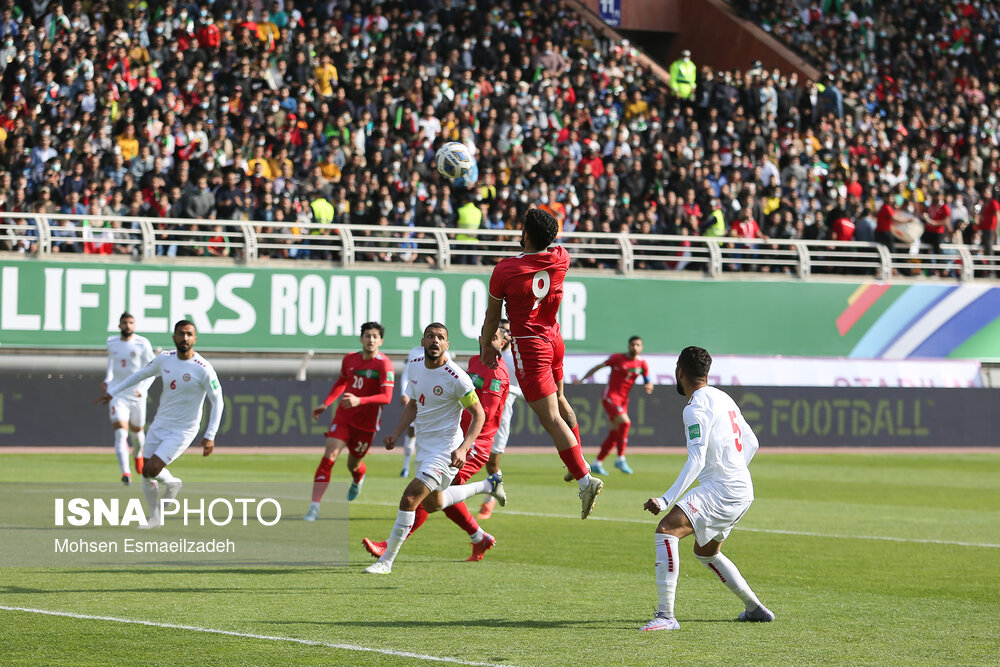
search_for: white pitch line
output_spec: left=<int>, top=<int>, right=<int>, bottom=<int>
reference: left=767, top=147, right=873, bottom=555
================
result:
left=0, top=606, right=518, bottom=667
left=355, top=500, right=1000, bottom=549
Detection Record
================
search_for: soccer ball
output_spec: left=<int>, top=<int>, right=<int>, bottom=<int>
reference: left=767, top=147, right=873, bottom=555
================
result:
left=435, top=141, right=478, bottom=185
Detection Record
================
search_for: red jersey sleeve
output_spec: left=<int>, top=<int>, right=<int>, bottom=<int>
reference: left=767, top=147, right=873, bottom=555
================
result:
left=488, top=262, right=507, bottom=301
left=642, top=360, right=650, bottom=380
left=323, top=356, right=351, bottom=407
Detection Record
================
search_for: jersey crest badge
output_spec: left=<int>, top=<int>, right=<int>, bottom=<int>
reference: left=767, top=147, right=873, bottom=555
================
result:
left=433, top=385, right=443, bottom=396
left=183, top=373, right=192, bottom=382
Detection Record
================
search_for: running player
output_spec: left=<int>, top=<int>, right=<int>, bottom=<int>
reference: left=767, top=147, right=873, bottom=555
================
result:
left=480, top=207, right=603, bottom=519
left=575, top=335, right=653, bottom=475
left=363, top=328, right=508, bottom=561
left=305, top=322, right=394, bottom=520
left=363, top=323, right=486, bottom=574
left=96, top=320, right=223, bottom=528
left=640, top=346, right=773, bottom=631
left=478, top=319, right=520, bottom=520
left=102, top=312, right=155, bottom=485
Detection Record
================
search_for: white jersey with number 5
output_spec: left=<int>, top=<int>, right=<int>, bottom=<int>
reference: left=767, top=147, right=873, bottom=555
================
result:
left=108, top=351, right=224, bottom=441
left=104, top=335, right=156, bottom=396
left=662, top=386, right=758, bottom=507
left=404, top=357, right=477, bottom=456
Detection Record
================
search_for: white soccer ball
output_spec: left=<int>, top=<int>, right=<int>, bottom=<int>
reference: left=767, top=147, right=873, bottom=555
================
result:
left=435, top=141, right=477, bottom=182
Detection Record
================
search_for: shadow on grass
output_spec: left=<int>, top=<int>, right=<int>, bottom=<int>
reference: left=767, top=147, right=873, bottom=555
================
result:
left=269, top=617, right=647, bottom=630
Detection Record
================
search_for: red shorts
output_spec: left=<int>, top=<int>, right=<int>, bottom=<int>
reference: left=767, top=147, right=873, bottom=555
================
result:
left=326, top=421, right=376, bottom=458
left=453, top=439, right=491, bottom=485
left=510, top=334, right=565, bottom=403
left=602, top=397, right=628, bottom=421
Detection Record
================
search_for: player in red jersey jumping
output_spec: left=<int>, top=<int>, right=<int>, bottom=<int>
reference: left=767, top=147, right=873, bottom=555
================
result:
left=575, top=336, right=653, bottom=475
left=304, top=322, right=395, bottom=520
left=479, top=207, right=604, bottom=519
left=363, top=328, right=509, bottom=561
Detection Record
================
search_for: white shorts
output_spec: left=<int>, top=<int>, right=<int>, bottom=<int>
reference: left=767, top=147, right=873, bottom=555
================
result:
left=144, top=425, right=197, bottom=465
left=109, top=395, right=147, bottom=428
left=676, top=486, right=752, bottom=547
left=491, top=395, right=516, bottom=455
left=414, top=450, right=459, bottom=492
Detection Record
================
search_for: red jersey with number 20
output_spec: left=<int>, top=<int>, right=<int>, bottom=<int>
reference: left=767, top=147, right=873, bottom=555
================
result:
left=603, top=353, right=650, bottom=404
left=325, top=352, right=395, bottom=431
left=488, top=245, right=570, bottom=338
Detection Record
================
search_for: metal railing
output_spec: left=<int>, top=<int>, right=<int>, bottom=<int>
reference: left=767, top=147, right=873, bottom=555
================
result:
left=0, top=212, right=996, bottom=281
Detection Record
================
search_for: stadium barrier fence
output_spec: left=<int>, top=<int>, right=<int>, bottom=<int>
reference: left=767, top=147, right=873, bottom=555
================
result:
left=2, top=212, right=997, bottom=281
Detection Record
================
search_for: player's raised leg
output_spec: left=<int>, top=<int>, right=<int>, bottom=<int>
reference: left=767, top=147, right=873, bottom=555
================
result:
left=112, top=420, right=131, bottom=485
left=138, top=452, right=183, bottom=529
left=401, top=427, right=415, bottom=477
left=478, top=452, right=503, bottom=520
left=613, top=417, right=633, bottom=475
left=306, top=437, right=346, bottom=521
left=129, top=400, right=147, bottom=475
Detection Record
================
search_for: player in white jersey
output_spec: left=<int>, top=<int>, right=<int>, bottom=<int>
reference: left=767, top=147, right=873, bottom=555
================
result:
left=398, top=344, right=451, bottom=477
left=97, top=320, right=224, bottom=528
left=478, top=319, right=521, bottom=520
left=102, top=312, right=155, bottom=485
left=363, top=322, right=485, bottom=574
left=640, top=346, right=773, bottom=632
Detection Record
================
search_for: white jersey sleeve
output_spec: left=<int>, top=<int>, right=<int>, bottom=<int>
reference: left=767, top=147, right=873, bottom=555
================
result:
left=400, top=346, right=424, bottom=397
left=200, top=362, right=224, bottom=440
left=659, top=402, right=709, bottom=508
left=108, top=354, right=162, bottom=399
left=103, top=340, right=114, bottom=386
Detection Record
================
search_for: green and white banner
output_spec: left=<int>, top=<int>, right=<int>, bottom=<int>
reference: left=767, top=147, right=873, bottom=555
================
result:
left=1, top=259, right=997, bottom=358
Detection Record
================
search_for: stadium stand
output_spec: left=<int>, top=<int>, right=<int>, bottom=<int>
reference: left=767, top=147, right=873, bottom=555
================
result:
left=0, top=0, right=996, bottom=277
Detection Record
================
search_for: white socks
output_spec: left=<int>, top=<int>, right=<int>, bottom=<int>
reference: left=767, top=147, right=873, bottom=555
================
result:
left=155, top=467, right=183, bottom=502
left=695, top=552, right=762, bottom=611
left=440, top=479, right=492, bottom=508
left=577, top=473, right=592, bottom=492
left=654, top=534, right=679, bottom=618
left=379, top=510, right=415, bottom=566
left=402, top=435, right=415, bottom=473
left=129, top=429, right=145, bottom=459
left=470, top=527, right=485, bottom=543
left=113, top=429, right=130, bottom=475
left=142, top=478, right=159, bottom=518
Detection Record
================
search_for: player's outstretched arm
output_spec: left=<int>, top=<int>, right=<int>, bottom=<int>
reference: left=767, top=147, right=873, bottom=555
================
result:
left=575, top=361, right=607, bottom=384
left=479, top=297, right=504, bottom=368
left=100, top=356, right=162, bottom=404
left=314, top=373, right=349, bottom=418
left=202, top=376, right=224, bottom=447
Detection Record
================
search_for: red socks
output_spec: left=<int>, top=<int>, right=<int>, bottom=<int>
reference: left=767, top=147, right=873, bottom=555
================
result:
left=311, top=458, right=335, bottom=503
left=597, top=431, right=616, bottom=462
left=558, top=444, right=589, bottom=480
left=617, top=422, right=631, bottom=456
left=443, top=502, right=479, bottom=536
left=351, top=461, right=366, bottom=484
left=571, top=424, right=582, bottom=447
left=408, top=504, right=429, bottom=537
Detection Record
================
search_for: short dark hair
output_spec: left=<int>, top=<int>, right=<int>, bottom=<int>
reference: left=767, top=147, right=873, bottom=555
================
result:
left=119, top=311, right=134, bottom=321
left=423, top=322, right=448, bottom=338
left=523, top=208, right=558, bottom=249
left=628, top=335, right=642, bottom=344
left=174, top=319, right=196, bottom=333
left=360, top=321, right=385, bottom=338
left=677, top=346, right=711, bottom=379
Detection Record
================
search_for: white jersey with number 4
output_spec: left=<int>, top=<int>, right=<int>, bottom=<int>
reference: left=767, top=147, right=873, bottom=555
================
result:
left=104, top=335, right=156, bottom=397
left=109, top=351, right=224, bottom=441
left=662, top=386, right=758, bottom=507
left=404, top=357, right=477, bottom=455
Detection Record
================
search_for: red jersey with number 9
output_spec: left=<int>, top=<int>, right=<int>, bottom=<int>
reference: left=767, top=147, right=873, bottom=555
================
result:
left=488, top=245, right=570, bottom=338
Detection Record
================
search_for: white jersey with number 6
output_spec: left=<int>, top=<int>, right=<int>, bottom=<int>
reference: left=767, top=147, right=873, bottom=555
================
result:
left=108, top=351, right=224, bottom=441
left=404, top=357, right=477, bottom=456
left=661, top=386, right=758, bottom=508
left=104, top=335, right=156, bottom=396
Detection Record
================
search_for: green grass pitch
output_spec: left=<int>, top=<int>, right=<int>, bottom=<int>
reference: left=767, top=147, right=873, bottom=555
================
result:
left=1, top=452, right=999, bottom=666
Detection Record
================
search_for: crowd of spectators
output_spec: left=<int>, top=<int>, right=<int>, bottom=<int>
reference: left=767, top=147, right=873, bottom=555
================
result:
left=0, top=0, right=996, bottom=272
